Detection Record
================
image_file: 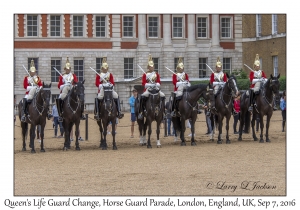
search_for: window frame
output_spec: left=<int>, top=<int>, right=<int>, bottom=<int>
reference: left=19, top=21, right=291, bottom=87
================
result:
left=196, top=16, right=209, bottom=39
left=123, top=15, right=135, bottom=38
left=124, top=58, right=134, bottom=79
left=273, top=56, right=278, bottom=76
left=220, top=16, right=233, bottom=39
left=199, top=58, right=208, bottom=78
left=222, top=57, right=231, bottom=74
left=73, top=58, right=84, bottom=82
left=152, top=58, right=159, bottom=74
left=51, top=58, right=62, bottom=83
left=26, top=14, right=39, bottom=37
left=49, top=15, right=62, bottom=37
left=94, top=15, right=107, bottom=38
left=256, top=14, right=262, bottom=37
left=172, top=15, right=185, bottom=38
left=147, top=15, right=160, bottom=38
left=96, top=58, right=104, bottom=73
left=272, top=14, right=278, bottom=35
left=71, top=15, right=86, bottom=37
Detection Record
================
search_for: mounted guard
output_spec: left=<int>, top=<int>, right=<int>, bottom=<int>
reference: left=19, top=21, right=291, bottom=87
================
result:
left=94, top=57, right=124, bottom=120
left=169, top=57, right=191, bottom=117
left=56, top=57, right=86, bottom=122
left=137, top=54, right=166, bottom=119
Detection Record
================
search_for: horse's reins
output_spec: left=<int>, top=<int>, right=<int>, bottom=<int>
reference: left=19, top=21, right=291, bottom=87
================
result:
left=262, top=78, right=277, bottom=108
left=32, top=87, right=51, bottom=116
left=219, top=77, right=238, bottom=109
left=67, top=85, right=81, bottom=114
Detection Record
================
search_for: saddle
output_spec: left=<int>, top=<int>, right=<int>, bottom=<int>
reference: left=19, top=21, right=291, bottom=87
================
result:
left=148, top=88, right=160, bottom=95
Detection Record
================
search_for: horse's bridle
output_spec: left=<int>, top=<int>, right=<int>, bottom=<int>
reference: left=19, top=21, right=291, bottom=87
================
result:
left=103, top=88, right=114, bottom=116
left=149, top=92, right=162, bottom=116
left=67, top=84, right=81, bottom=114
left=262, top=78, right=279, bottom=107
left=219, top=77, right=238, bottom=109
left=32, top=87, right=51, bottom=116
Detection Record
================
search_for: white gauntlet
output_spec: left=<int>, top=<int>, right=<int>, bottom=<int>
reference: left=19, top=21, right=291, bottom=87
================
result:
left=59, top=84, right=65, bottom=91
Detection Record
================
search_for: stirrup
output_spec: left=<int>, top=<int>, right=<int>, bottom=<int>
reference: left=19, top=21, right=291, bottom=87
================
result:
left=21, top=115, right=26, bottom=122
left=117, top=112, right=124, bottom=119
left=248, top=106, right=253, bottom=112
left=138, top=113, right=143, bottom=120
left=58, top=116, right=63, bottom=122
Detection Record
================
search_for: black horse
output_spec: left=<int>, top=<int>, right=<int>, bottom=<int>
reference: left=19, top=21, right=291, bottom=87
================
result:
left=170, top=83, right=215, bottom=146
left=18, top=82, right=51, bottom=153
left=136, top=89, right=165, bottom=148
left=134, top=94, right=147, bottom=146
left=211, top=74, right=239, bottom=144
left=96, top=86, right=118, bottom=150
left=238, top=74, right=280, bottom=142
left=59, top=81, right=85, bottom=150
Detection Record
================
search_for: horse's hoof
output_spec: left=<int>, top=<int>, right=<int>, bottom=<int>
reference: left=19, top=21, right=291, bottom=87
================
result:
left=157, top=145, right=161, bottom=148
left=63, top=147, right=68, bottom=151
left=259, top=140, right=264, bottom=143
left=40, top=149, right=45, bottom=152
left=113, top=146, right=118, bottom=150
left=180, top=142, right=186, bottom=146
left=31, top=150, right=36, bottom=153
left=147, top=145, right=152, bottom=148
left=191, top=142, right=196, bottom=146
left=29, top=144, right=32, bottom=149
left=143, top=143, right=147, bottom=146
left=22, top=148, right=26, bottom=151
left=76, top=147, right=81, bottom=150
left=238, top=137, right=242, bottom=141
left=102, top=147, right=107, bottom=150
left=266, top=139, right=271, bottom=143
left=226, top=140, right=231, bottom=144
left=217, top=140, right=222, bottom=144
left=254, top=137, right=258, bottom=141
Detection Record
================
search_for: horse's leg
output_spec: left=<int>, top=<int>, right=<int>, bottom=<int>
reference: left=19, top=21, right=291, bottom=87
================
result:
left=21, top=122, right=27, bottom=151
left=138, top=120, right=144, bottom=146
left=97, top=120, right=104, bottom=148
left=102, top=121, right=108, bottom=150
left=265, top=113, right=271, bottom=143
left=112, top=120, right=117, bottom=150
left=226, top=115, right=231, bottom=144
left=180, top=118, right=186, bottom=146
left=75, top=121, right=80, bottom=150
left=238, top=110, right=244, bottom=141
left=251, top=113, right=258, bottom=141
left=259, top=114, right=265, bottom=143
left=217, top=115, right=224, bottom=144
left=29, top=124, right=36, bottom=153
left=156, top=119, right=161, bottom=148
left=143, top=119, right=147, bottom=145
left=40, top=124, right=45, bottom=152
left=191, top=118, right=196, bottom=146
left=62, top=122, right=70, bottom=151
left=147, top=118, right=152, bottom=148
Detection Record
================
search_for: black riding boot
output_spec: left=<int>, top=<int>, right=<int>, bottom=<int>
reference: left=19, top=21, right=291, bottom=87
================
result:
left=138, top=96, right=145, bottom=119
left=21, top=98, right=28, bottom=122
left=94, top=98, right=100, bottom=121
left=248, top=90, right=254, bottom=112
left=115, top=97, right=124, bottom=119
left=56, top=98, right=63, bottom=122
left=170, top=93, right=177, bottom=117
left=273, top=100, right=278, bottom=111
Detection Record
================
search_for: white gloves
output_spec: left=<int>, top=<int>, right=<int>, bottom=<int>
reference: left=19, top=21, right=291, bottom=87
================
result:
left=213, top=82, right=225, bottom=86
left=176, top=81, right=190, bottom=88
left=59, top=84, right=65, bottom=91
left=156, top=83, right=160, bottom=88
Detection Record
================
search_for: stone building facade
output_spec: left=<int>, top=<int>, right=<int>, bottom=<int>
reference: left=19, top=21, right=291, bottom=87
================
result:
left=242, top=14, right=286, bottom=77
left=14, top=14, right=243, bottom=111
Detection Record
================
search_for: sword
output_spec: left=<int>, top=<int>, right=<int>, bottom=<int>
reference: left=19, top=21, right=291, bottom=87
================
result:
left=164, top=66, right=185, bottom=82
left=137, top=64, right=154, bottom=84
left=206, top=64, right=220, bottom=82
left=53, top=67, right=63, bottom=77
left=89, top=67, right=108, bottom=83
left=244, top=64, right=256, bottom=73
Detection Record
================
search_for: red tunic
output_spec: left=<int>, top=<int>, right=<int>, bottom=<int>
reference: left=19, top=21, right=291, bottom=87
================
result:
left=57, top=73, right=78, bottom=93
left=142, top=71, right=161, bottom=92
left=172, top=73, right=189, bottom=91
left=95, top=72, right=115, bottom=93
left=23, top=76, right=43, bottom=95
left=210, top=72, right=227, bottom=85
left=234, top=99, right=240, bottom=113
left=249, top=70, right=266, bottom=88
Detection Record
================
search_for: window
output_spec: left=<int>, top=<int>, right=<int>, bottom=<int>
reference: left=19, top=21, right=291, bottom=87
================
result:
left=51, top=59, right=61, bottom=82
left=259, top=58, right=263, bottom=69
left=220, top=17, right=231, bottom=38
left=27, top=15, right=38, bottom=36
left=50, top=15, right=61, bottom=37
left=272, top=14, right=278, bottom=35
left=173, top=17, right=183, bottom=38
left=153, top=58, right=159, bottom=73
left=74, top=58, right=84, bottom=82
left=27, top=58, right=39, bottom=75
left=174, top=57, right=184, bottom=70
left=95, top=16, right=106, bottom=37
left=124, top=58, right=134, bottom=79
left=199, top=58, right=207, bottom=78
left=96, top=58, right=103, bottom=73
left=148, top=16, right=158, bottom=38
left=73, top=16, right=84, bottom=37
left=123, top=16, right=134, bottom=37
left=256, top=14, right=261, bottom=37
left=197, top=17, right=207, bottom=38
left=273, top=56, right=278, bottom=76
left=222, top=58, right=231, bottom=74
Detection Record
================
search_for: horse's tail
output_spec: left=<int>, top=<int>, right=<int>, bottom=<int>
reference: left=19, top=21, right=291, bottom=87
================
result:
left=214, top=115, right=218, bottom=131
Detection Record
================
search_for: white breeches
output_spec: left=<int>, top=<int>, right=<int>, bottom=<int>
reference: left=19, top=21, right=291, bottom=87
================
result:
left=142, top=88, right=165, bottom=97
left=175, top=85, right=187, bottom=97
left=213, top=85, right=220, bottom=95
left=60, top=85, right=71, bottom=100
left=253, top=81, right=261, bottom=93
left=27, top=86, right=38, bottom=100
left=97, top=88, right=118, bottom=99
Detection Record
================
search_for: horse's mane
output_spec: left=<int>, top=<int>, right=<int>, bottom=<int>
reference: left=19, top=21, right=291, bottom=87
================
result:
left=187, top=83, right=207, bottom=92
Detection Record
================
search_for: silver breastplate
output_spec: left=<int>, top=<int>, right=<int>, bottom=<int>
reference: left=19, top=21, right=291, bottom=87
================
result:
left=63, top=73, right=74, bottom=83
left=176, top=72, right=186, bottom=81
left=146, top=72, right=157, bottom=83
left=28, top=76, right=38, bottom=86
left=100, top=72, right=110, bottom=83
left=254, top=70, right=262, bottom=78
left=214, top=72, right=224, bottom=81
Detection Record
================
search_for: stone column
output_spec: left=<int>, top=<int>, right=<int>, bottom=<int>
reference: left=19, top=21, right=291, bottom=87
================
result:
left=138, top=14, right=147, bottom=47
left=163, top=14, right=172, bottom=46
left=212, top=14, right=220, bottom=47
left=187, top=14, right=196, bottom=46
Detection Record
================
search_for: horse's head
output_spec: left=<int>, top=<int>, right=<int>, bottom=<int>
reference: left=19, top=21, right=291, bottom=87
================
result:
left=226, top=74, right=239, bottom=97
left=73, top=80, right=85, bottom=103
left=269, top=74, right=280, bottom=104
left=41, top=82, right=52, bottom=107
left=102, top=85, right=115, bottom=116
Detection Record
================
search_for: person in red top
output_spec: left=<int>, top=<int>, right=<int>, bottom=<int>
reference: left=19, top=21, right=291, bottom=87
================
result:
left=170, top=57, right=191, bottom=117
left=233, top=93, right=241, bottom=134
left=56, top=57, right=85, bottom=121
left=94, top=57, right=123, bottom=120
left=138, top=54, right=165, bottom=119
left=248, top=54, right=267, bottom=112
left=21, top=59, right=43, bottom=122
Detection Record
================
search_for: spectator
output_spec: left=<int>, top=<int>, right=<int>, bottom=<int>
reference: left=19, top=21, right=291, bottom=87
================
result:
left=200, top=103, right=213, bottom=135
left=107, top=118, right=118, bottom=135
left=70, top=127, right=84, bottom=141
left=129, top=89, right=138, bottom=138
left=233, top=94, right=241, bottom=134
left=280, top=90, right=286, bottom=132
left=52, top=103, right=64, bottom=138
left=165, top=101, right=175, bottom=136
